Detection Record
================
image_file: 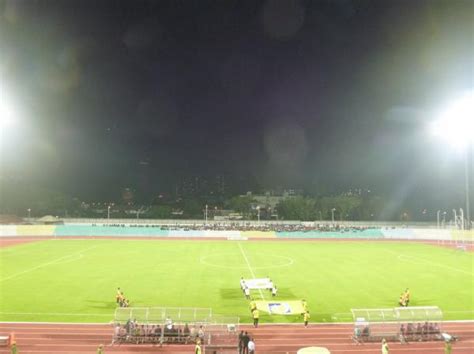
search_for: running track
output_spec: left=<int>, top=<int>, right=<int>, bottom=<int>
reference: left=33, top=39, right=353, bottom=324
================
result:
left=0, top=322, right=473, bottom=353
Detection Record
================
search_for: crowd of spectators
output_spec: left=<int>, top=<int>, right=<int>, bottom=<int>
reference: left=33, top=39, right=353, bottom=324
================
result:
left=160, top=223, right=377, bottom=232
left=93, top=222, right=377, bottom=232
left=113, top=319, right=205, bottom=345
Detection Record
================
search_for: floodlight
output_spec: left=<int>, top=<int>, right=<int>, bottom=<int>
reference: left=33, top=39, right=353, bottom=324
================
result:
left=430, top=91, right=473, bottom=230
left=0, top=100, right=16, bottom=129
left=431, top=91, right=474, bottom=150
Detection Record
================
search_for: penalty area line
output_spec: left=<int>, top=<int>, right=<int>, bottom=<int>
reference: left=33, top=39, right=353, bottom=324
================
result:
left=0, top=245, right=98, bottom=282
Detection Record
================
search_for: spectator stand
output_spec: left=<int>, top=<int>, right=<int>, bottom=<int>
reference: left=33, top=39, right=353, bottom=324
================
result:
left=112, top=307, right=239, bottom=350
left=351, top=306, right=445, bottom=344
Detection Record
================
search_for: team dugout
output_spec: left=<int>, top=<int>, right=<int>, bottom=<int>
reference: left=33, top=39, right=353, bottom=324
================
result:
left=113, top=307, right=239, bottom=347
left=351, top=306, right=445, bottom=344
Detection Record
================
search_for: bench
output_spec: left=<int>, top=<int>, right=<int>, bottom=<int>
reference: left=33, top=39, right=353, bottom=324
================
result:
left=0, top=335, right=10, bottom=346
left=353, top=333, right=399, bottom=344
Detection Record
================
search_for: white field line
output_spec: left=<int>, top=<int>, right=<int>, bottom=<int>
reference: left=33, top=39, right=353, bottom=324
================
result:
left=385, top=250, right=474, bottom=276
left=0, top=312, right=111, bottom=317
left=0, top=309, right=470, bottom=320
left=238, top=242, right=265, bottom=300
left=0, top=245, right=98, bottom=282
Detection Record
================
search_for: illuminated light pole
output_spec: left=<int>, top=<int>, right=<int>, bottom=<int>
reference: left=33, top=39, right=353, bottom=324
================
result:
left=431, top=91, right=473, bottom=229
left=331, top=208, right=336, bottom=224
left=205, top=204, right=208, bottom=224
left=257, top=206, right=260, bottom=223
left=437, top=210, right=441, bottom=229
left=27, top=208, right=31, bottom=218
left=0, top=100, right=16, bottom=130
left=107, top=205, right=111, bottom=219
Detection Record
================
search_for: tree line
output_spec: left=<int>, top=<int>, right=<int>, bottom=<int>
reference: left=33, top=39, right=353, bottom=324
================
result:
left=0, top=181, right=399, bottom=221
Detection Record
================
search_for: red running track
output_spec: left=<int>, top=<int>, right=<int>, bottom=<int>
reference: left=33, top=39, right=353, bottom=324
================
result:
left=0, top=322, right=473, bottom=354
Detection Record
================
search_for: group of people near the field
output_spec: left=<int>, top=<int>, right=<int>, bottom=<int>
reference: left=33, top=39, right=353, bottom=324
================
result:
left=113, top=318, right=205, bottom=345
left=240, top=277, right=277, bottom=300
left=238, top=331, right=256, bottom=354
left=399, top=321, right=441, bottom=341
left=115, top=287, right=129, bottom=307
left=398, top=288, right=410, bottom=307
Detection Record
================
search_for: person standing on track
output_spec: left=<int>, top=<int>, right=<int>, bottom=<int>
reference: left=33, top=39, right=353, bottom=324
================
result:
left=444, top=340, right=452, bottom=354
left=97, top=344, right=104, bottom=354
left=195, top=339, right=202, bottom=354
left=10, top=341, right=17, bottom=354
left=252, top=308, right=259, bottom=328
left=381, top=338, right=389, bottom=354
left=248, top=337, right=255, bottom=354
left=242, top=332, right=250, bottom=354
left=238, top=330, right=244, bottom=354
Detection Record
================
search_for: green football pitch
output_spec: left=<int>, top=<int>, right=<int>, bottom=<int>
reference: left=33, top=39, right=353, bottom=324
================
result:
left=0, top=239, right=472, bottom=323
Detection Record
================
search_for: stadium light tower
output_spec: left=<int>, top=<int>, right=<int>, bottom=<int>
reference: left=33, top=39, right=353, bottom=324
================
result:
left=0, top=99, right=16, bottom=130
left=331, top=208, right=336, bottom=224
left=431, top=91, right=473, bottom=229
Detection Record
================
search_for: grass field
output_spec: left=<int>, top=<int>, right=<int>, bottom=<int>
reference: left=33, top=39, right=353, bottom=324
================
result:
left=0, top=239, right=473, bottom=323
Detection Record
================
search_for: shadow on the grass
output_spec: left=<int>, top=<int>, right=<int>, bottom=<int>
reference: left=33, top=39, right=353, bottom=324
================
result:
left=86, top=300, right=116, bottom=309
left=220, top=288, right=245, bottom=299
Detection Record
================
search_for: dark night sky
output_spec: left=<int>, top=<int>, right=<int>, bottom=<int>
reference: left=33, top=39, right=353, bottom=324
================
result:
left=0, top=0, right=473, bottom=209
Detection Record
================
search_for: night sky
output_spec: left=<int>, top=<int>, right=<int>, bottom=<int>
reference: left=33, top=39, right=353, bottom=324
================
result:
left=0, top=0, right=473, bottom=209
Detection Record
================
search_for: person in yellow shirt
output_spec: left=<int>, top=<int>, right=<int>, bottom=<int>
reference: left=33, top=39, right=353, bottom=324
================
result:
left=445, top=339, right=452, bottom=354
left=116, top=288, right=122, bottom=304
left=97, top=344, right=104, bottom=354
left=303, top=311, right=310, bottom=327
left=381, top=338, right=389, bottom=354
left=252, top=309, right=259, bottom=328
left=301, top=299, right=308, bottom=314
left=250, top=301, right=257, bottom=313
left=404, top=288, right=410, bottom=306
left=195, top=339, right=202, bottom=354
left=398, top=294, right=406, bottom=307
left=10, top=341, right=17, bottom=354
